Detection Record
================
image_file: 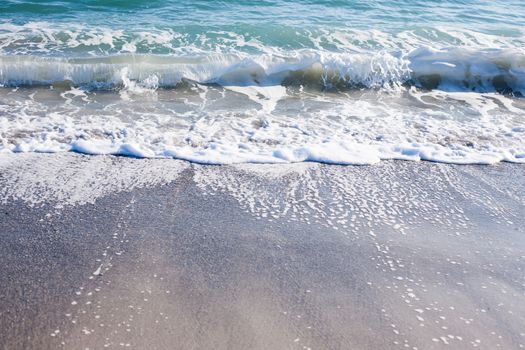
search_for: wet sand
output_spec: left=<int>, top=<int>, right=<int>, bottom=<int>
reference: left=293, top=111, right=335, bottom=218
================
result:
left=0, top=154, right=524, bottom=350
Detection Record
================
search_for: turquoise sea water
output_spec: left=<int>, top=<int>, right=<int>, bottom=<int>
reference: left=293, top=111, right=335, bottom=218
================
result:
left=2, top=1, right=525, bottom=54
left=0, top=1, right=524, bottom=164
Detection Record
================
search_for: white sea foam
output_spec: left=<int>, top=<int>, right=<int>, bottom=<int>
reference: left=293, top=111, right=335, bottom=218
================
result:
left=0, top=153, right=188, bottom=207
left=0, top=83, right=523, bottom=165
left=193, top=160, right=523, bottom=232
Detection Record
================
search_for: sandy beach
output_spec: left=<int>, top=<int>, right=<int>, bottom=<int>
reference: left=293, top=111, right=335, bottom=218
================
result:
left=2, top=0, right=525, bottom=349
left=0, top=153, right=524, bottom=349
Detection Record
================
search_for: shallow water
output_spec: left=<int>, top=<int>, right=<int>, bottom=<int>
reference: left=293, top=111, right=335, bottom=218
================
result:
left=0, top=0, right=524, bottom=164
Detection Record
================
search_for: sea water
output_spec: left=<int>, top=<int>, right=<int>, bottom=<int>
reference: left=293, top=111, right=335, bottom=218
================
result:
left=0, top=0, right=524, bottom=164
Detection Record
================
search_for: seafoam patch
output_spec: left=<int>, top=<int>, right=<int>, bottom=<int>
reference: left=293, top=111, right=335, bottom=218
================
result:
left=194, top=161, right=523, bottom=234
left=0, top=153, right=188, bottom=207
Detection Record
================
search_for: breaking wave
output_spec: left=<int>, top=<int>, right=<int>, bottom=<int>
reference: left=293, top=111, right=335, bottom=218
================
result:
left=1, top=47, right=524, bottom=94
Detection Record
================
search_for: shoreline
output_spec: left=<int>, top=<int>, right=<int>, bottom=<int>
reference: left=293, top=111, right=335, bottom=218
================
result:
left=1, top=153, right=524, bottom=349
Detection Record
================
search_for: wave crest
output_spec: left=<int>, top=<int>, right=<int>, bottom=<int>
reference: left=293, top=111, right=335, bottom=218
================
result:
left=1, top=48, right=524, bottom=94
